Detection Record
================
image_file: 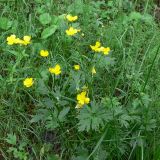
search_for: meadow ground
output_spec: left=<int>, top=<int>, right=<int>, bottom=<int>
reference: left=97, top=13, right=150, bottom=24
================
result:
left=0, top=0, right=160, bottom=159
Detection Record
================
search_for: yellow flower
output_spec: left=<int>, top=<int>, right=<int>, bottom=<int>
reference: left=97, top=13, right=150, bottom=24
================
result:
left=90, top=41, right=111, bottom=55
left=98, top=47, right=111, bottom=55
left=22, top=36, right=31, bottom=45
left=49, top=64, right=61, bottom=75
left=76, top=91, right=90, bottom=108
left=7, top=34, right=17, bottom=45
left=74, top=64, right=80, bottom=70
left=14, top=38, right=24, bottom=44
left=92, top=67, right=96, bottom=74
left=6, top=35, right=31, bottom=46
left=66, top=14, right=78, bottom=22
left=66, top=27, right=80, bottom=36
left=90, top=41, right=101, bottom=52
left=23, top=78, right=34, bottom=88
left=103, top=47, right=110, bottom=55
left=40, top=50, right=49, bottom=57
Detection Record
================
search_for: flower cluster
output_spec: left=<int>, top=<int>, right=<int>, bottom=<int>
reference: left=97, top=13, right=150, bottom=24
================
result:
left=65, top=14, right=80, bottom=36
left=90, top=41, right=111, bottom=55
left=7, top=34, right=31, bottom=45
left=6, top=14, right=112, bottom=110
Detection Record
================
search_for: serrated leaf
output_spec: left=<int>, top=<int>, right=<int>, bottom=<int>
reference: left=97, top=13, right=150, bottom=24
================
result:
left=30, top=114, right=45, bottom=123
left=67, top=0, right=84, bottom=14
left=119, top=114, right=131, bottom=128
left=37, top=79, right=49, bottom=95
left=5, top=134, right=16, bottom=145
left=19, top=142, right=27, bottom=150
left=77, top=103, right=110, bottom=132
left=0, top=17, right=12, bottom=30
left=58, top=107, right=70, bottom=122
left=40, top=69, right=49, bottom=81
left=41, top=25, right=57, bottom=39
left=46, top=116, right=59, bottom=130
left=39, top=13, right=51, bottom=25
left=42, top=98, right=55, bottom=108
left=94, top=54, right=115, bottom=68
left=93, top=145, right=108, bottom=160
left=30, top=109, right=50, bottom=123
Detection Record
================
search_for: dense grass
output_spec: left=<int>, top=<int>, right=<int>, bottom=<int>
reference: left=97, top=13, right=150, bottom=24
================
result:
left=0, top=0, right=160, bottom=159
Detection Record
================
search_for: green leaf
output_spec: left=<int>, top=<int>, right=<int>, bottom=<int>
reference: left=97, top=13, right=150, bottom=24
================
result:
left=5, top=134, right=16, bottom=145
left=129, top=12, right=154, bottom=25
left=7, top=50, right=29, bottom=57
left=19, top=142, right=27, bottom=150
left=94, top=54, right=115, bottom=69
left=41, top=25, right=57, bottom=39
left=77, top=102, right=111, bottom=132
left=40, top=69, right=49, bottom=81
left=129, top=12, right=142, bottom=20
left=46, top=116, right=59, bottom=130
left=140, top=93, right=151, bottom=108
left=58, top=107, right=70, bottom=122
left=37, top=79, right=49, bottom=95
left=47, top=154, right=61, bottom=160
left=67, top=0, right=84, bottom=14
left=93, top=145, right=108, bottom=160
left=42, top=98, right=55, bottom=108
left=51, top=14, right=65, bottom=25
left=39, top=13, right=51, bottom=25
left=30, top=114, right=45, bottom=123
left=119, top=114, right=131, bottom=128
left=0, top=17, right=12, bottom=30
left=30, top=109, right=50, bottom=123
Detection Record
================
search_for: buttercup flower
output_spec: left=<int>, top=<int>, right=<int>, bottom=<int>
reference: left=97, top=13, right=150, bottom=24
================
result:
left=76, top=91, right=90, bottom=108
left=23, top=78, right=34, bottom=88
left=7, top=35, right=17, bottom=45
left=7, top=35, right=31, bottom=45
left=98, top=47, right=111, bottom=55
left=22, top=36, right=31, bottom=45
left=92, top=67, right=96, bottom=74
left=40, top=50, right=49, bottom=57
left=66, top=14, right=78, bottom=22
left=103, top=47, right=110, bottom=55
left=14, top=38, right=24, bottom=44
left=90, top=41, right=101, bottom=52
left=49, top=64, right=61, bottom=75
left=66, top=27, right=80, bottom=36
left=74, top=65, right=80, bottom=70
left=90, top=41, right=111, bottom=55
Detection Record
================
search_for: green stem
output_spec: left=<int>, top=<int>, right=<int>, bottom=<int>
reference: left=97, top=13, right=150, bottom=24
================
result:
left=141, top=142, right=144, bottom=160
left=142, top=45, right=160, bottom=91
left=87, top=126, right=108, bottom=160
left=144, top=0, right=150, bottom=13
